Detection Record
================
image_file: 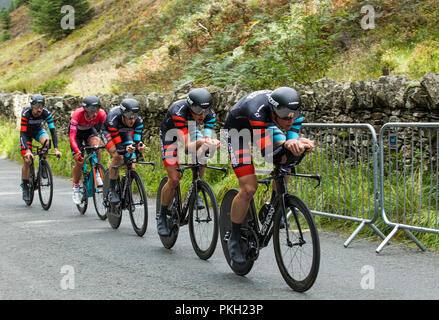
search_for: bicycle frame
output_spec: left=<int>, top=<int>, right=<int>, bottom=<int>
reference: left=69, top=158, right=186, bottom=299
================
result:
left=110, top=150, right=154, bottom=208
left=81, top=146, right=105, bottom=197
left=175, top=163, right=228, bottom=226
left=254, top=166, right=321, bottom=250
left=31, top=140, right=56, bottom=183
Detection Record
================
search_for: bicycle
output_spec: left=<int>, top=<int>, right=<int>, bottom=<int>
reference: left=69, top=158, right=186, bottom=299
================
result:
left=75, top=145, right=107, bottom=220
left=219, top=151, right=321, bottom=292
left=103, top=147, right=154, bottom=237
left=156, top=161, right=228, bottom=260
left=24, top=139, right=59, bottom=210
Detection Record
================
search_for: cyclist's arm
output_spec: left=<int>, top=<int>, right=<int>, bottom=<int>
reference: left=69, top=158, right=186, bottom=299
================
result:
left=44, top=110, right=58, bottom=149
left=203, top=110, right=216, bottom=138
left=19, top=110, right=30, bottom=151
left=69, top=116, right=81, bottom=155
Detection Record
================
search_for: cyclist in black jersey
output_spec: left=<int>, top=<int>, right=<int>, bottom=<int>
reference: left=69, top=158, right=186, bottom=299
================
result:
left=224, top=87, right=315, bottom=265
left=20, top=94, right=62, bottom=201
left=101, top=98, right=147, bottom=204
left=157, top=88, right=220, bottom=236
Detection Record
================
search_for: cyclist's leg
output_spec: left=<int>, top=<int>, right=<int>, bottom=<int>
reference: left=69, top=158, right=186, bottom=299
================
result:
left=71, top=130, right=88, bottom=183
left=103, top=131, right=123, bottom=203
left=89, top=127, right=103, bottom=163
left=36, top=129, right=50, bottom=154
left=71, top=130, right=88, bottom=204
left=88, top=133, right=103, bottom=186
left=20, top=135, right=32, bottom=180
left=226, top=126, right=256, bottom=264
left=20, top=136, right=33, bottom=200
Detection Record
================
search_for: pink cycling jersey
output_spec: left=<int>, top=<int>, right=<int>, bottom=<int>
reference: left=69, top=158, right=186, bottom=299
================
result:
left=69, top=107, right=107, bottom=154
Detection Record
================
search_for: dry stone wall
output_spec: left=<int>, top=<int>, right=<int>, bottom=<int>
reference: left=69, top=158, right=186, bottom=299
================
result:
left=1, top=73, right=439, bottom=138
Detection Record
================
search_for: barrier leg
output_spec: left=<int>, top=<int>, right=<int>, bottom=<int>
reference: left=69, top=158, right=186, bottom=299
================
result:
left=403, top=229, right=426, bottom=252
left=343, top=221, right=365, bottom=248
left=376, top=225, right=399, bottom=254
left=370, top=223, right=387, bottom=240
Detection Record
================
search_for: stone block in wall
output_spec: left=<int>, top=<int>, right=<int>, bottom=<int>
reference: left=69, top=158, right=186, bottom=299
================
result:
left=420, top=72, right=439, bottom=110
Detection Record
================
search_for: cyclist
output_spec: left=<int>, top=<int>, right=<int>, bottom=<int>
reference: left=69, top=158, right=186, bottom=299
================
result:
left=20, top=94, right=62, bottom=201
left=69, top=96, right=107, bottom=204
left=157, top=88, right=220, bottom=236
left=101, top=98, right=147, bottom=204
left=224, top=87, right=315, bottom=265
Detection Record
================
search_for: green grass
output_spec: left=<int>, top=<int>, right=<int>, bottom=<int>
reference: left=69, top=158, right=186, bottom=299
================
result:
left=1, top=117, right=438, bottom=250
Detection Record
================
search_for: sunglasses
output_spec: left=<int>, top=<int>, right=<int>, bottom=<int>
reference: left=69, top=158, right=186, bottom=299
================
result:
left=31, top=102, right=44, bottom=109
left=274, top=106, right=296, bottom=120
left=190, top=105, right=208, bottom=115
left=84, top=105, right=100, bottom=113
left=122, top=110, right=138, bottom=119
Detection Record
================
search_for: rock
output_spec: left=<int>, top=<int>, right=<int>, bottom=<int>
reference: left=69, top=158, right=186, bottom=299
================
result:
left=420, top=72, right=439, bottom=110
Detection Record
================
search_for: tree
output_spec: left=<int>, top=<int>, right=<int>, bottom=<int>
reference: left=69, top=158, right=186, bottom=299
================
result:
left=28, top=0, right=94, bottom=40
left=0, top=8, right=11, bottom=29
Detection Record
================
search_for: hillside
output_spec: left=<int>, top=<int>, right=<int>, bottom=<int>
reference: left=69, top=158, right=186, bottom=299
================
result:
left=0, top=0, right=438, bottom=96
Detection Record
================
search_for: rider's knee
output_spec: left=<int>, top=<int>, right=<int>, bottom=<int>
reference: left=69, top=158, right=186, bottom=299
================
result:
left=239, top=184, right=257, bottom=201
left=23, top=157, right=31, bottom=166
left=112, top=153, right=123, bottom=163
left=167, top=174, right=181, bottom=188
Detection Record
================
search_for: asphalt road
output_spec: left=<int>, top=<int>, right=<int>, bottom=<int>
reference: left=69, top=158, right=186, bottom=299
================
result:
left=0, top=157, right=438, bottom=300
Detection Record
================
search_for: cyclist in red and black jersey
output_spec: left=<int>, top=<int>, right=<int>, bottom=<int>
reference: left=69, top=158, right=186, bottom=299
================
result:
left=101, top=98, right=147, bottom=204
left=224, top=87, right=314, bottom=265
left=69, top=96, right=107, bottom=204
left=157, top=88, right=220, bottom=237
left=20, top=94, right=62, bottom=201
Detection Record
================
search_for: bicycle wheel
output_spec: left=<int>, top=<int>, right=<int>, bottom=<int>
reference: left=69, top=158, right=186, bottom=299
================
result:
left=103, top=171, right=122, bottom=229
left=188, top=180, right=219, bottom=260
left=25, top=162, right=35, bottom=206
left=156, top=177, right=179, bottom=249
left=273, top=194, right=320, bottom=292
left=38, top=159, right=53, bottom=210
left=219, top=188, right=255, bottom=276
left=76, top=179, right=88, bottom=215
left=92, top=163, right=107, bottom=220
left=128, top=170, right=148, bottom=237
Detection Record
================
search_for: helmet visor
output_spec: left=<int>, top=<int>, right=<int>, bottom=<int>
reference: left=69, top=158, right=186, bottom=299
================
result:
left=274, top=106, right=296, bottom=120
left=190, top=104, right=208, bottom=115
left=122, top=110, right=138, bottom=119
left=84, top=104, right=99, bottom=113
left=31, top=101, right=44, bottom=109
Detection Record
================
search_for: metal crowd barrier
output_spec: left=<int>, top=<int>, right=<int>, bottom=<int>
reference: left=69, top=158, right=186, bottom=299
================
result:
left=294, top=123, right=386, bottom=247
left=376, top=123, right=439, bottom=253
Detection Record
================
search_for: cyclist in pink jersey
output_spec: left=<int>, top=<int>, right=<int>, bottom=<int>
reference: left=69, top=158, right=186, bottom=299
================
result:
left=69, top=96, right=107, bottom=204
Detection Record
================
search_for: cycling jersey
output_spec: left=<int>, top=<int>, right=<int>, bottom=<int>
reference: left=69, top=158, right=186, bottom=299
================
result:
left=224, top=90, right=303, bottom=178
left=160, top=100, right=216, bottom=167
left=69, top=107, right=106, bottom=155
left=19, top=107, right=58, bottom=156
left=102, top=107, right=143, bottom=158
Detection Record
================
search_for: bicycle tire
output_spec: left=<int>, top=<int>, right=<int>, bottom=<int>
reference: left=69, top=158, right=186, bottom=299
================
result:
left=219, top=189, right=255, bottom=276
left=273, top=194, right=320, bottom=292
left=38, top=159, right=53, bottom=211
left=76, top=178, right=88, bottom=215
left=156, top=177, right=179, bottom=249
left=92, top=163, right=107, bottom=220
left=103, top=171, right=122, bottom=229
left=25, top=162, right=35, bottom=206
left=188, top=180, right=219, bottom=260
left=128, top=170, right=148, bottom=237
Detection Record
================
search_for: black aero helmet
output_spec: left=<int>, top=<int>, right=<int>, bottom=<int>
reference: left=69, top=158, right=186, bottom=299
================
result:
left=187, top=88, right=212, bottom=114
left=30, top=94, right=45, bottom=108
left=120, top=98, right=140, bottom=118
left=268, top=87, right=301, bottom=119
left=82, top=95, right=100, bottom=113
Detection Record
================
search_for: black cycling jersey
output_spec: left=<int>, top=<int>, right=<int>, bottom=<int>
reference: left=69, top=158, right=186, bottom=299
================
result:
left=102, top=107, right=143, bottom=156
left=20, top=106, right=58, bottom=149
